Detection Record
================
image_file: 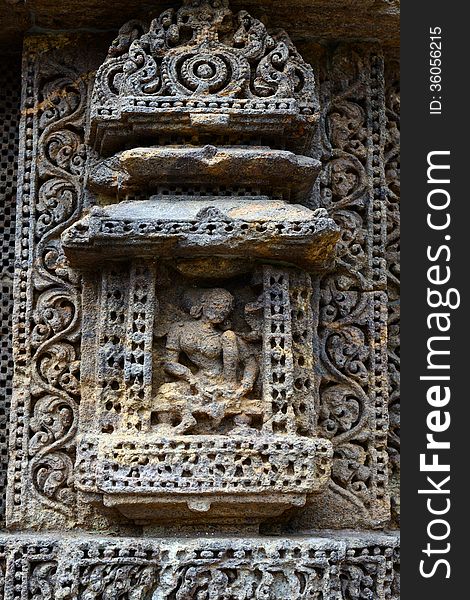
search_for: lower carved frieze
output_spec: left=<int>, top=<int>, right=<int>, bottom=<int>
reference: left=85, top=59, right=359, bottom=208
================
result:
left=0, top=532, right=399, bottom=599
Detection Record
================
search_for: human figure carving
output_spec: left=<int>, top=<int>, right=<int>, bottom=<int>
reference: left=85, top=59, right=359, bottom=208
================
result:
left=154, top=288, right=259, bottom=433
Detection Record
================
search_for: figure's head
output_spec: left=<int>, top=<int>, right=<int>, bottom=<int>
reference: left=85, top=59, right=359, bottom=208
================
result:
left=191, top=288, right=234, bottom=324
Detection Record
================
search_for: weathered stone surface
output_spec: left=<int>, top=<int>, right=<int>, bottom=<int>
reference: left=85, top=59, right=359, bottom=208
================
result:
left=0, top=55, right=21, bottom=528
left=88, top=2, right=320, bottom=157
left=289, top=43, right=391, bottom=530
left=87, top=147, right=321, bottom=202
left=5, top=3, right=399, bottom=536
left=62, top=200, right=339, bottom=272
left=384, top=50, right=400, bottom=528
left=0, top=0, right=400, bottom=596
left=0, top=1, right=399, bottom=52
left=0, top=531, right=400, bottom=599
left=5, top=1, right=334, bottom=531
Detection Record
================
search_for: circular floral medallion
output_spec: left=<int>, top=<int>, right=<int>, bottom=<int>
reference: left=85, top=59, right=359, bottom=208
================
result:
left=163, top=43, right=250, bottom=96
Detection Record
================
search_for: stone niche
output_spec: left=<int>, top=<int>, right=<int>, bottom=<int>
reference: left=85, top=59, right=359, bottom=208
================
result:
left=60, top=0, right=340, bottom=526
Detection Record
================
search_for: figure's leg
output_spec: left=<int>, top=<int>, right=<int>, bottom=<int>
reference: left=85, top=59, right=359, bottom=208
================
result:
left=154, top=381, right=197, bottom=434
left=173, top=410, right=197, bottom=434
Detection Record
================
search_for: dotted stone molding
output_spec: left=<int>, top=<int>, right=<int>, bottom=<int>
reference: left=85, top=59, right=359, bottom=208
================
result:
left=66, top=215, right=336, bottom=241
left=62, top=209, right=339, bottom=272
left=0, top=532, right=399, bottom=599
left=0, top=55, right=21, bottom=527
left=77, top=435, right=332, bottom=493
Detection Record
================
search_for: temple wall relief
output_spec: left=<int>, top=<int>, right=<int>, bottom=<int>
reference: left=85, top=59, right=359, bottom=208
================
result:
left=0, top=1, right=400, bottom=597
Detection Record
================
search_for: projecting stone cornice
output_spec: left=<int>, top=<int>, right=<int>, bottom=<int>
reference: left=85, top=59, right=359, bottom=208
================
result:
left=2, top=0, right=399, bottom=52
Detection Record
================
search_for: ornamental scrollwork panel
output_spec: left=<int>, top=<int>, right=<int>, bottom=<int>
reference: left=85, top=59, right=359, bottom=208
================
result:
left=298, top=45, right=391, bottom=529
left=7, top=39, right=94, bottom=529
left=305, top=285, right=389, bottom=528
left=318, top=44, right=387, bottom=292
left=384, top=53, right=400, bottom=526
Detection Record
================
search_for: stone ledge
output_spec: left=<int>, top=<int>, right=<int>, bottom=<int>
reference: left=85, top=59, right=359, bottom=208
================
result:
left=1, top=1, right=400, bottom=52
left=88, top=147, right=321, bottom=201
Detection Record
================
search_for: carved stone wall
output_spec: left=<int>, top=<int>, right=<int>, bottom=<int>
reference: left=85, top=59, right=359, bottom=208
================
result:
left=0, top=1, right=400, bottom=597
left=0, top=54, right=21, bottom=528
left=291, top=43, right=392, bottom=530
left=0, top=532, right=399, bottom=599
left=384, top=51, right=400, bottom=528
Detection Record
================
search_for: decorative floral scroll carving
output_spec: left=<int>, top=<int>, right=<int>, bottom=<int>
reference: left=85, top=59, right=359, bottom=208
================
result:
left=29, top=394, right=74, bottom=455
left=318, top=45, right=386, bottom=290
left=77, top=563, right=157, bottom=599
left=384, top=55, right=400, bottom=525
left=318, top=287, right=384, bottom=514
left=93, top=0, right=316, bottom=112
left=8, top=51, right=88, bottom=525
left=311, top=44, right=390, bottom=527
left=28, top=63, right=86, bottom=512
left=0, top=534, right=399, bottom=600
left=29, top=562, right=57, bottom=600
left=35, top=179, right=78, bottom=239
left=0, top=542, right=58, bottom=600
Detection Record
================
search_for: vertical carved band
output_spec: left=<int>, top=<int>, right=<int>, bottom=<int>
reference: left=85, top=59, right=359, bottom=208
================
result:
left=8, top=43, right=88, bottom=526
left=290, top=270, right=317, bottom=436
left=97, top=267, right=128, bottom=436
left=123, top=262, right=157, bottom=432
left=261, top=266, right=295, bottom=434
left=301, top=44, right=391, bottom=528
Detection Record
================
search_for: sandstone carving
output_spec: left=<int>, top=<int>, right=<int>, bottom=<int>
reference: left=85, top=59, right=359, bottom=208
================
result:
left=154, top=287, right=259, bottom=434
left=0, top=533, right=399, bottom=600
left=0, top=0, right=399, bottom=597
left=55, top=0, right=341, bottom=526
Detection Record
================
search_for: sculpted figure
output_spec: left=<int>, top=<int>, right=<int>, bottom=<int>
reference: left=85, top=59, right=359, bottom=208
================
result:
left=154, top=288, right=259, bottom=433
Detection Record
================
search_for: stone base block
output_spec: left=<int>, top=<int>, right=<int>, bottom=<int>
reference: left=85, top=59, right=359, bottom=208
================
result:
left=76, top=434, right=333, bottom=526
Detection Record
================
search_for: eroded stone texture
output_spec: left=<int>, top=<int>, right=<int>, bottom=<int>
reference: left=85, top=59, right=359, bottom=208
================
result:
left=0, top=532, right=400, bottom=599
left=290, top=44, right=391, bottom=530
left=384, top=52, right=400, bottom=528
left=6, top=2, right=400, bottom=534
left=2, top=0, right=400, bottom=597
left=0, top=0, right=400, bottom=51
left=58, top=0, right=340, bottom=528
left=0, top=55, right=21, bottom=528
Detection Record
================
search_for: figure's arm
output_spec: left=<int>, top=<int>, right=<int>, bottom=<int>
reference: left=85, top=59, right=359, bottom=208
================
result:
left=162, top=326, right=195, bottom=386
left=221, top=330, right=239, bottom=385
left=239, top=353, right=259, bottom=394
left=236, top=337, right=259, bottom=395
left=162, top=349, right=194, bottom=383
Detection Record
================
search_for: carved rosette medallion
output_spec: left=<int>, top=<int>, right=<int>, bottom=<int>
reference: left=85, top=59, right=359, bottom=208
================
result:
left=58, top=0, right=340, bottom=526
